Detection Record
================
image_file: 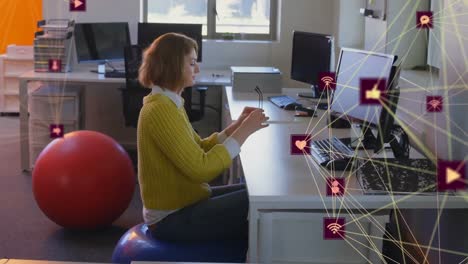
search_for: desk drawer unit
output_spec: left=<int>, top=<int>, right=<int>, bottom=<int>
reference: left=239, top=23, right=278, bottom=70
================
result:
left=29, top=119, right=79, bottom=145
left=27, top=85, right=82, bottom=169
left=28, top=119, right=80, bottom=169
left=29, top=93, right=80, bottom=121
left=29, top=143, right=48, bottom=169
left=258, top=212, right=388, bottom=264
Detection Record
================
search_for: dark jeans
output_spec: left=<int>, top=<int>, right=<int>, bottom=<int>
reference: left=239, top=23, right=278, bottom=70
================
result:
left=150, top=183, right=248, bottom=241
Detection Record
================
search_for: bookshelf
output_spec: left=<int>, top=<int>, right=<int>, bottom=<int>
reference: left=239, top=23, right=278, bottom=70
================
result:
left=0, top=53, right=35, bottom=114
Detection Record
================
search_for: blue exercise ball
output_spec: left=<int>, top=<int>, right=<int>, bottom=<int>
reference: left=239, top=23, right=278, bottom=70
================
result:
left=112, top=224, right=247, bottom=263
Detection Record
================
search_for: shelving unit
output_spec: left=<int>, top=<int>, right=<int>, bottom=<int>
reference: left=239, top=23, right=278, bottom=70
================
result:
left=0, top=53, right=35, bottom=114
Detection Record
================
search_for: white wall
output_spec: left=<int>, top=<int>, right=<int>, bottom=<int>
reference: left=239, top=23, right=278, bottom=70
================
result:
left=401, top=1, right=467, bottom=262
left=335, top=0, right=365, bottom=50
left=427, top=0, right=443, bottom=68
left=273, top=0, right=336, bottom=87
left=43, top=0, right=140, bottom=44
left=438, top=0, right=467, bottom=161
left=415, top=0, right=467, bottom=161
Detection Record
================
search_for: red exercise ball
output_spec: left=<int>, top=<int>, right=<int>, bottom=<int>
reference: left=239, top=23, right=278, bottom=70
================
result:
left=32, top=130, right=135, bottom=229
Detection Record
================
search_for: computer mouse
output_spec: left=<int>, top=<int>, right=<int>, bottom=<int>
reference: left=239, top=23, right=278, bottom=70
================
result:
left=284, top=102, right=302, bottom=110
left=325, top=159, right=351, bottom=171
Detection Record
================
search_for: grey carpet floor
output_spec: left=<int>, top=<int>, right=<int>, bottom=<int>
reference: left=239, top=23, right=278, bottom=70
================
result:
left=0, top=116, right=143, bottom=262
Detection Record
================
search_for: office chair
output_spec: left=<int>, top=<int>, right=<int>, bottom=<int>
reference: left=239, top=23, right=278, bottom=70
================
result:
left=120, top=45, right=150, bottom=128
left=182, top=86, right=208, bottom=122
left=121, top=45, right=208, bottom=126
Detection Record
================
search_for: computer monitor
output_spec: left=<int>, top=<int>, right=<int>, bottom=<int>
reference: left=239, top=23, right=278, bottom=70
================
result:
left=74, top=22, right=131, bottom=64
left=330, top=48, right=399, bottom=152
left=291, top=31, right=335, bottom=98
left=138, top=23, right=203, bottom=62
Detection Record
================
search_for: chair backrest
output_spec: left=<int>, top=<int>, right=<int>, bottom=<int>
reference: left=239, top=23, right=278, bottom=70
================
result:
left=124, top=45, right=143, bottom=89
left=122, top=45, right=149, bottom=127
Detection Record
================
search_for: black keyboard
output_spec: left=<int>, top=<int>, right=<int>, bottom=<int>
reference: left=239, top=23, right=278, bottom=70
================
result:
left=105, top=71, right=126, bottom=78
left=311, top=136, right=354, bottom=168
left=268, top=95, right=302, bottom=110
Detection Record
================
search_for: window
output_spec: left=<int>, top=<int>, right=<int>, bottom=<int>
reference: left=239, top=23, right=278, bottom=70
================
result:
left=143, top=0, right=278, bottom=40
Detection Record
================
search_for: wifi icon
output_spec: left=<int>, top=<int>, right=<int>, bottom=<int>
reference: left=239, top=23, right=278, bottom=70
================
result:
left=327, top=223, right=342, bottom=234
left=318, top=72, right=336, bottom=91
left=324, top=217, right=345, bottom=239
left=321, top=76, right=334, bottom=86
left=426, top=96, right=443, bottom=112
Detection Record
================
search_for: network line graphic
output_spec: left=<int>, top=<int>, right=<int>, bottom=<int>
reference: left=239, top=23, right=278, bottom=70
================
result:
left=293, top=1, right=467, bottom=263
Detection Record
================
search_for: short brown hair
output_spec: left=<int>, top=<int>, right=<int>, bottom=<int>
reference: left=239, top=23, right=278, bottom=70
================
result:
left=139, top=33, right=198, bottom=90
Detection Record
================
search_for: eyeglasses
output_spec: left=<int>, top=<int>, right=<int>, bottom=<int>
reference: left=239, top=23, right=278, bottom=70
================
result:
left=254, top=86, right=263, bottom=109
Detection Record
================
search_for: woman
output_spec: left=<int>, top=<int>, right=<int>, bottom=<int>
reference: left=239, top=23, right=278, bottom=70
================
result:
left=137, top=32, right=269, bottom=241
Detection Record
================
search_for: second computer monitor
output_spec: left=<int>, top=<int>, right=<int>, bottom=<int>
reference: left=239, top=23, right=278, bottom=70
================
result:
left=74, top=22, right=131, bottom=63
left=138, top=23, right=202, bottom=62
left=291, top=31, right=334, bottom=98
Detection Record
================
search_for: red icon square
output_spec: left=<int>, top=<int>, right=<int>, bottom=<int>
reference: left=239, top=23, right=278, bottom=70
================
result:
left=416, top=11, right=433, bottom=29
left=50, top=124, right=64, bottom=138
left=70, top=0, right=86, bottom=12
left=290, top=134, right=311, bottom=155
left=360, top=78, right=387, bottom=105
left=426, top=96, right=443, bottom=112
left=437, top=161, right=466, bottom=191
left=318, top=72, right=336, bottom=91
left=324, top=217, right=345, bottom=240
left=327, top=178, right=345, bottom=196
left=48, top=59, right=62, bottom=73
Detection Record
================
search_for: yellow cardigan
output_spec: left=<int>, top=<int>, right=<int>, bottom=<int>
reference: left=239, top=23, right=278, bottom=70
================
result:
left=137, top=93, right=232, bottom=210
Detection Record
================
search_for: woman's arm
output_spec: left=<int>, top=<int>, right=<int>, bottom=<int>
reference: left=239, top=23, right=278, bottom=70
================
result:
left=142, top=103, right=232, bottom=183
left=221, top=106, right=259, bottom=137
left=230, top=109, right=269, bottom=146
left=192, top=106, right=260, bottom=151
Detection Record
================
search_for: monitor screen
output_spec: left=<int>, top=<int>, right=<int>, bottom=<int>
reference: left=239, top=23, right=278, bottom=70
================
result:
left=74, top=22, right=130, bottom=63
left=330, top=48, right=395, bottom=126
left=291, top=31, right=334, bottom=88
left=138, top=23, right=203, bottom=62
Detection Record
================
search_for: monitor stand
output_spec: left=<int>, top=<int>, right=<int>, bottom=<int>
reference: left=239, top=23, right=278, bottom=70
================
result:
left=89, top=61, right=123, bottom=74
left=341, top=123, right=379, bottom=150
left=298, top=85, right=329, bottom=110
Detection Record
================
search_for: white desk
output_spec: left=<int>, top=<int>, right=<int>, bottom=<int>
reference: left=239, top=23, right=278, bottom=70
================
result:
left=0, top=259, right=106, bottom=264
left=132, top=262, right=242, bottom=264
left=223, top=87, right=468, bottom=263
left=19, top=69, right=231, bottom=172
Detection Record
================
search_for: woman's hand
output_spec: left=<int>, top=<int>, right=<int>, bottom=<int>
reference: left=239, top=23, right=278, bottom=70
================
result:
left=230, top=109, right=269, bottom=145
left=224, top=107, right=261, bottom=136
left=240, top=109, right=269, bottom=134
left=238, top=106, right=259, bottom=123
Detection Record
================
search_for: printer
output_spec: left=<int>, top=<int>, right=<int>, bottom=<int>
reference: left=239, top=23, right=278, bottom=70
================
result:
left=230, top=66, right=282, bottom=93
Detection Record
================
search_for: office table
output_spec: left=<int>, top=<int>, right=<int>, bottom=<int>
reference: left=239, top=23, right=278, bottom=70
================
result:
left=223, top=86, right=468, bottom=263
left=19, top=69, right=231, bottom=172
